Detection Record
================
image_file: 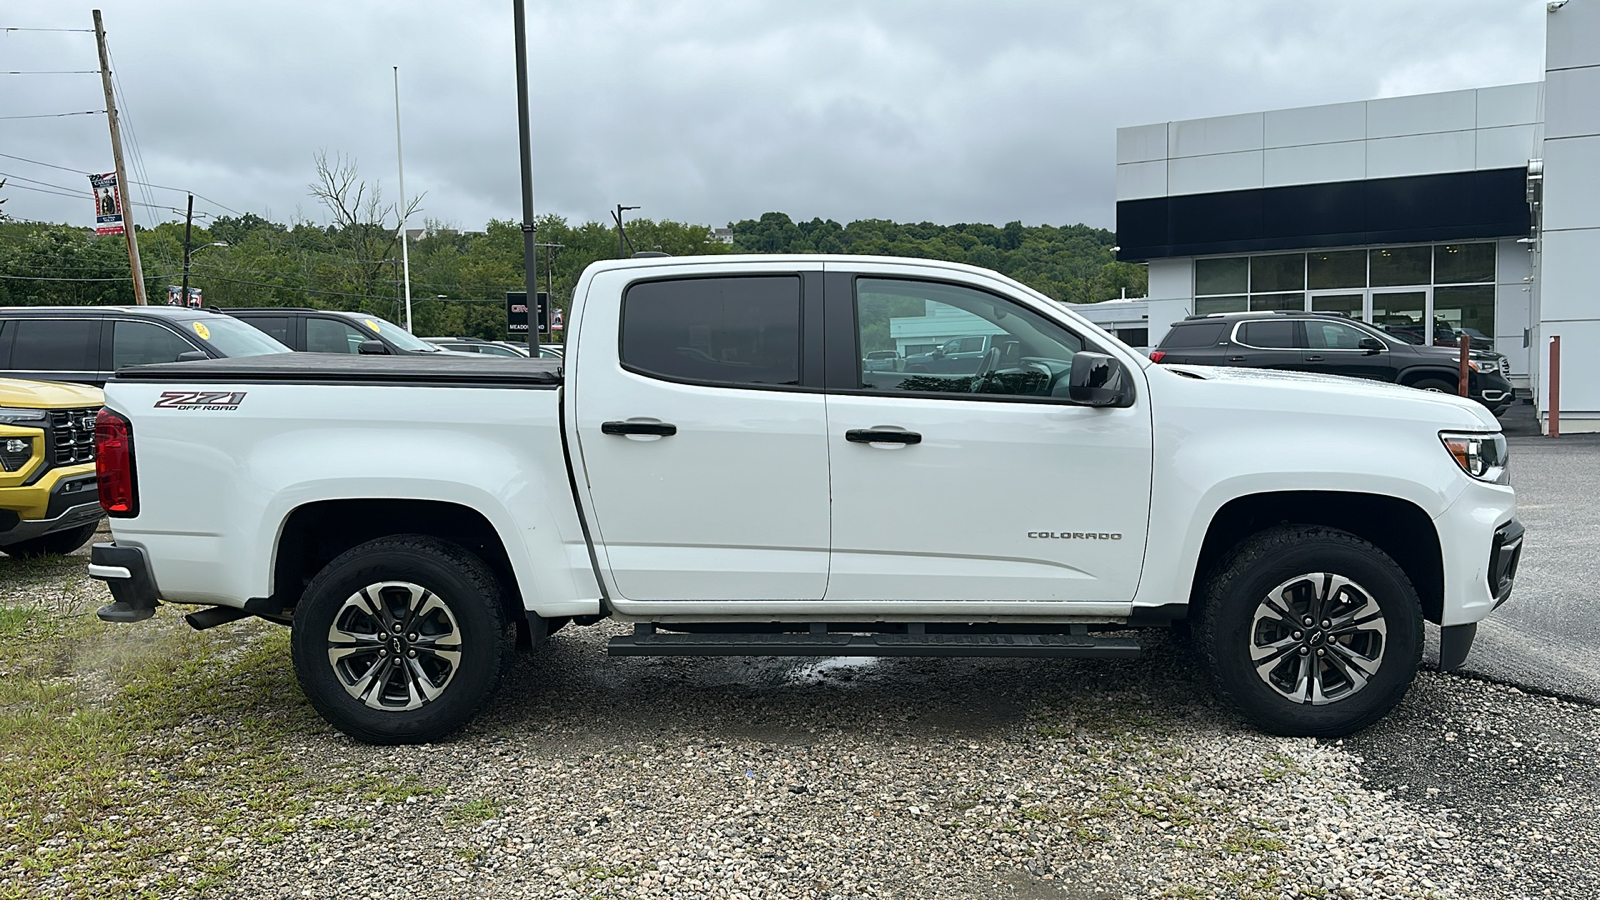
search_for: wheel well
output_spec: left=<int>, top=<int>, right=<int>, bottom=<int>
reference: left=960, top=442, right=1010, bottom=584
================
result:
left=271, top=499, right=522, bottom=621
left=1398, top=369, right=1452, bottom=388
left=1190, top=491, right=1444, bottom=624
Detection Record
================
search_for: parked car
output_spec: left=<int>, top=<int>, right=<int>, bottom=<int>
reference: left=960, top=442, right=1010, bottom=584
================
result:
left=226, top=308, right=471, bottom=356
left=423, top=337, right=563, bottom=360
left=1150, top=311, right=1514, bottom=415
left=91, top=254, right=1519, bottom=745
left=862, top=349, right=902, bottom=372
left=0, top=305, right=291, bottom=386
left=901, top=334, right=1007, bottom=373
left=0, top=377, right=103, bottom=557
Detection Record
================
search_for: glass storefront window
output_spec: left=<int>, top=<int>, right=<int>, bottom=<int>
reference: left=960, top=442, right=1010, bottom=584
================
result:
left=1195, top=258, right=1248, bottom=296
left=1194, top=295, right=1247, bottom=316
left=1369, top=246, right=1431, bottom=287
left=1310, top=293, right=1363, bottom=318
left=1250, top=254, right=1305, bottom=293
left=1371, top=291, right=1429, bottom=345
left=1307, top=250, right=1366, bottom=290
left=1434, top=285, right=1496, bottom=350
left=1434, top=243, right=1495, bottom=285
left=1248, top=293, right=1303, bottom=312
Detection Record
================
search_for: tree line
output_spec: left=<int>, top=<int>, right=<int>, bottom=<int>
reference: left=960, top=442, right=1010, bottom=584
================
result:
left=0, top=161, right=1144, bottom=341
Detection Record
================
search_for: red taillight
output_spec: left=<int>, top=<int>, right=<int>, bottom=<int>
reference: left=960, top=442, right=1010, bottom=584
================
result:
left=1148, top=350, right=1166, bottom=363
left=95, top=408, right=138, bottom=517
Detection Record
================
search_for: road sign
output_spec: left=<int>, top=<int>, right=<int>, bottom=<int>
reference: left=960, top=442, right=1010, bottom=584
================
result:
left=506, top=291, right=549, bottom=334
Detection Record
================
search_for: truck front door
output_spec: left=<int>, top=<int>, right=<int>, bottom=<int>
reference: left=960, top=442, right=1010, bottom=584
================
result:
left=821, top=270, right=1153, bottom=604
left=571, top=265, right=831, bottom=602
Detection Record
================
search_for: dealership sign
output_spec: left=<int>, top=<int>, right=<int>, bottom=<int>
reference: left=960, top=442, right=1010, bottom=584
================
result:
left=90, top=172, right=124, bottom=236
left=505, top=291, right=550, bottom=334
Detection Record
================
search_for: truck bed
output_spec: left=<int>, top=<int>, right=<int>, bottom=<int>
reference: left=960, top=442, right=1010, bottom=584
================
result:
left=113, top=353, right=563, bottom=386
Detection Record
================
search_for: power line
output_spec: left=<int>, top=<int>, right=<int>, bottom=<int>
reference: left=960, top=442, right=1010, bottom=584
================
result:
left=2, top=27, right=94, bottom=33
left=4, top=70, right=101, bottom=75
left=0, top=109, right=103, bottom=120
left=0, top=273, right=132, bottom=282
left=0, top=151, right=244, bottom=217
left=0, top=181, right=84, bottom=200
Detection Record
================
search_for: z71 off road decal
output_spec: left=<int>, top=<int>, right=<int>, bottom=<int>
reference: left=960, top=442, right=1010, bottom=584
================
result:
left=154, top=390, right=247, bottom=411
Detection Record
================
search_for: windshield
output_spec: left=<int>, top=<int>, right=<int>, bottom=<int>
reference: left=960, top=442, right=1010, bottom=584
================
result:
left=353, top=315, right=438, bottom=352
left=182, top=316, right=292, bottom=357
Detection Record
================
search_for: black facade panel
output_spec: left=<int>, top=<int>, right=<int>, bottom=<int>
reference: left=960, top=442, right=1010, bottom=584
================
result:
left=1116, top=167, right=1531, bottom=261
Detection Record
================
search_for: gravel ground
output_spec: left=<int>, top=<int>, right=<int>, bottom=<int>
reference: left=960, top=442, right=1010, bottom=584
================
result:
left=4, top=528, right=1596, bottom=899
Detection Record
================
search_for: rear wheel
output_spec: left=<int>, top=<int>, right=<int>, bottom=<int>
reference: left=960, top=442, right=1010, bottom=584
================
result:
left=289, top=535, right=514, bottom=744
left=1411, top=378, right=1457, bottom=394
left=1199, top=526, right=1421, bottom=737
left=0, top=522, right=99, bottom=558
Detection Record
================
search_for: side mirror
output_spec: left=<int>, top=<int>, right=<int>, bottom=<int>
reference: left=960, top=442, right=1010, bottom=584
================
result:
left=175, top=350, right=209, bottom=363
left=931, top=347, right=946, bottom=358
left=1064, top=352, right=1133, bottom=407
left=1358, top=337, right=1384, bottom=355
left=357, top=340, right=390, bottom=355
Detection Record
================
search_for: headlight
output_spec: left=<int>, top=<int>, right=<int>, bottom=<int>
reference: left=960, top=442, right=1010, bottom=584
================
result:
left=0, top=407, right=47, bottom=426
left=1440, top=431, right=1509, bottom=484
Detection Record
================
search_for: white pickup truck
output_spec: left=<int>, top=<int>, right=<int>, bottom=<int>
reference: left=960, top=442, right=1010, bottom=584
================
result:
left=88, top=255, right=1523, bottom=744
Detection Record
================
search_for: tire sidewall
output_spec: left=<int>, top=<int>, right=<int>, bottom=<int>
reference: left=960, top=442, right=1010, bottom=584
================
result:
left=290, top=538, right=507, bottom=744
left=1203, top=531, right=1422, bottom=737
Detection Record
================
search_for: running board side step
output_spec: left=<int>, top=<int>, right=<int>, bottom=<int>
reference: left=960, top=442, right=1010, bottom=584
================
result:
left=608, top=627, right=1141, bottom=659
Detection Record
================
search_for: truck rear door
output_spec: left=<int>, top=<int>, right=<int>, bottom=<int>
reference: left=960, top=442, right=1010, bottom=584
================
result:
left=570, top=262, right=831, bottom=602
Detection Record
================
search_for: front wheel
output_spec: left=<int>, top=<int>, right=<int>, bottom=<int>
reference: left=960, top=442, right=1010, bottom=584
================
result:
left=290, top=535, right=514, bottom=744
left=1410, top=378, right=1457, bottom=394
left=1198, top=526, right=1422, bottom=737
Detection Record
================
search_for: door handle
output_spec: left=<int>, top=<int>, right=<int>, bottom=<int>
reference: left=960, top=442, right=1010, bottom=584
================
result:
left=1304, top=355, right=1324, bottom=361
left=601, top=421, right=677, bottom=437
left=846, top=429, right=921, bottom=445
left=1227, top=356, right=1247, bottom=362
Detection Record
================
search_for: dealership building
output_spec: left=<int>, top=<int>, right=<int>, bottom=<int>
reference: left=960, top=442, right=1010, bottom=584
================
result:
left=1090, top=0, right=1600, bottom=432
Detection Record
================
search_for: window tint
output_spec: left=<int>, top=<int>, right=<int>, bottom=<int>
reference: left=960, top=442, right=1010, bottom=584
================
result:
left=113, top=320, right=195, bottom=368
left=10, top=319, right=98, bottom=371
left=1305, top=321, right=1371, bottom=351
left=1237, top=320, right=1299, bottom=349
left=620, top=276, right=801, bottom=387
left=189, top=316, right=292, bottom=357
left=244, top=316, right=292, bottom=345
left=1114, top=327, right=1149, bottom=348
left=306, top=317, right=368, bottom=354
left=1158, top=322, right=1227, bottom=348
left=856, top=278, right=1088, bottom=400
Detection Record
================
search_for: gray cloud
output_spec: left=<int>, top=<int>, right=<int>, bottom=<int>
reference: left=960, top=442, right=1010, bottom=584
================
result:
left=0, top=0, right=1546, bottom=232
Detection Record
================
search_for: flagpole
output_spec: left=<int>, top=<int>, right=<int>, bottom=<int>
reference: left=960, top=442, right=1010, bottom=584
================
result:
left=394, top=66, right=414, bottom=331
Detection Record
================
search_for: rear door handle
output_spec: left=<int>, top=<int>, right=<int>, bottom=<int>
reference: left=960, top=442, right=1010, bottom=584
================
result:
left=1304, top=355, right=1324, bottom=361
left=601, top=421, right=677, bottom=437
left=846, top=429, right=921, bottom=445
left=1227, top=355, right=1247, bottom=362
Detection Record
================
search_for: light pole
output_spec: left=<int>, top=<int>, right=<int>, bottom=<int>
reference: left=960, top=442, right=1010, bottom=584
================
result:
left=180, top=228, right=227, bottom=308
left=613, top=204, right=639, bottom=258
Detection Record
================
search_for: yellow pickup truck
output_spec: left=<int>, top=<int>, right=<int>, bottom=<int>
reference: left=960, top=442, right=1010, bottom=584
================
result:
left=0, top=378, right=103, bottom=557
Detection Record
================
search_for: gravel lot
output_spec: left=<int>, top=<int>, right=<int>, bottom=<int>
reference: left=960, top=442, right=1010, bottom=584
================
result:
left=4, top=520, right=1597, bottom=900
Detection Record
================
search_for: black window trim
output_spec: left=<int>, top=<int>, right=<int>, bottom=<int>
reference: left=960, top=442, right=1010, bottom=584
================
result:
left=824, top=272, right=1132, bottom=408
left=614, top=271, right=824, bottom=394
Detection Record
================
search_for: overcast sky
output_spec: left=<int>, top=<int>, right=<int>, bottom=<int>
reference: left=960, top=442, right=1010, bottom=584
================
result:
left=0, top=0, right=1548, bottom=234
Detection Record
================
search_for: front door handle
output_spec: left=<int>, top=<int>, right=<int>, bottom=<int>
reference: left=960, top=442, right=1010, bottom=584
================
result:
left=846, top=429, right=921, bottom=445
left=602, top=421, right=677, bottom=437
left=1227, top=355, right=1247, bottom=362
left=1304, top=355, right=1324, bottom=361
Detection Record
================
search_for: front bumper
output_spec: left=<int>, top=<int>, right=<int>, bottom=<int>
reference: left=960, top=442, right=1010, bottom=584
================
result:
left=89, top=542, right=162, bottom=623
left=1438, top=517, right=1523, bottom=671
left=0, top=472, right=101, bottom=544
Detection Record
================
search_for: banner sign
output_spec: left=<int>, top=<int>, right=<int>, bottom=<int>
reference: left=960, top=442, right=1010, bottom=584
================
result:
left=90, top=172, right=124, bottom=236
left=505, top=291, right=549, bottom=335
left=166, top=285, right=203, bottom=308
left=552, top=307, right=564, bottom=331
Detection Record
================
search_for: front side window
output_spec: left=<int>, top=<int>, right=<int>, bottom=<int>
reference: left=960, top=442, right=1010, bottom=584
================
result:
left=620, top=276, right=801, bottom=387
left=113, top=320, right=196, bottom=368
left=306, top=317, right=369, bottom=354
left=856, top=278, right=1088, bottom=400
left=1305, top=320, right=1371, bottom=351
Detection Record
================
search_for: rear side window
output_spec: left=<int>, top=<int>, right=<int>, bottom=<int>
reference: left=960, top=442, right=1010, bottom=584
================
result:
left=621, top=276, right=801, bottom=387
left=1237, top=320, right=1300, bottom=349
left=10, top=319, right=99, bottom=371
left=113, top=320, right=196, bottom=368
left=245, top=316, right=292, bottom=346
left=1158, top=322, right=1227, bottom=348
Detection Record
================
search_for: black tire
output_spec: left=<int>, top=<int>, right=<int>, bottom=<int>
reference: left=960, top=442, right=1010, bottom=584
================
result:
left=290, top=535, right=514, bottom=745
left=1198, top=526, right=1422, bottom=738
left=0, top=521, right=100, bottom=558
left=1410, top=378, right=1457, bottom=394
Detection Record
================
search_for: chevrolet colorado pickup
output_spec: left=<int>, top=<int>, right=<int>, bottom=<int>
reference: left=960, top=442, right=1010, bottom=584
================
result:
left=88, top=255, right=1523, bottom=744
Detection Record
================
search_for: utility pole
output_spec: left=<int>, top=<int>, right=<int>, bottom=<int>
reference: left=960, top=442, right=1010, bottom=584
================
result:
left=613, top=204, right=639, bottom=258
left=180, top=193, right=193, bottom=308
left=394, top=66, right=414, bottom=332
left=93, top=9, right=146, bottom=305
left=537, top=240, right=563, bottom=343
left=512, top=0, right=539, bottom=350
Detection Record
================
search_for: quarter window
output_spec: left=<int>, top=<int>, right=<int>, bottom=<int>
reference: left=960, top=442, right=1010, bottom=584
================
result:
left=113, top=320, right=195, bottom=368
left=855, top=278, right=1089, bottom=400
left=620, top=276, right=801, bottom=387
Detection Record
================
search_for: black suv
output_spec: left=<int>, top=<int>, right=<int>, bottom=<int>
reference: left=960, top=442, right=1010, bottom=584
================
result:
left=226, top=308, right=469, bottom=356
left=1151, top=312, right=1514, bottom=415
left=0, top=306, right=291, bottom=386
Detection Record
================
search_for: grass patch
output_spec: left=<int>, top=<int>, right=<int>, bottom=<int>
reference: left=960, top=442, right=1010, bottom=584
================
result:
left=446, top=797, right=503, bottom=826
